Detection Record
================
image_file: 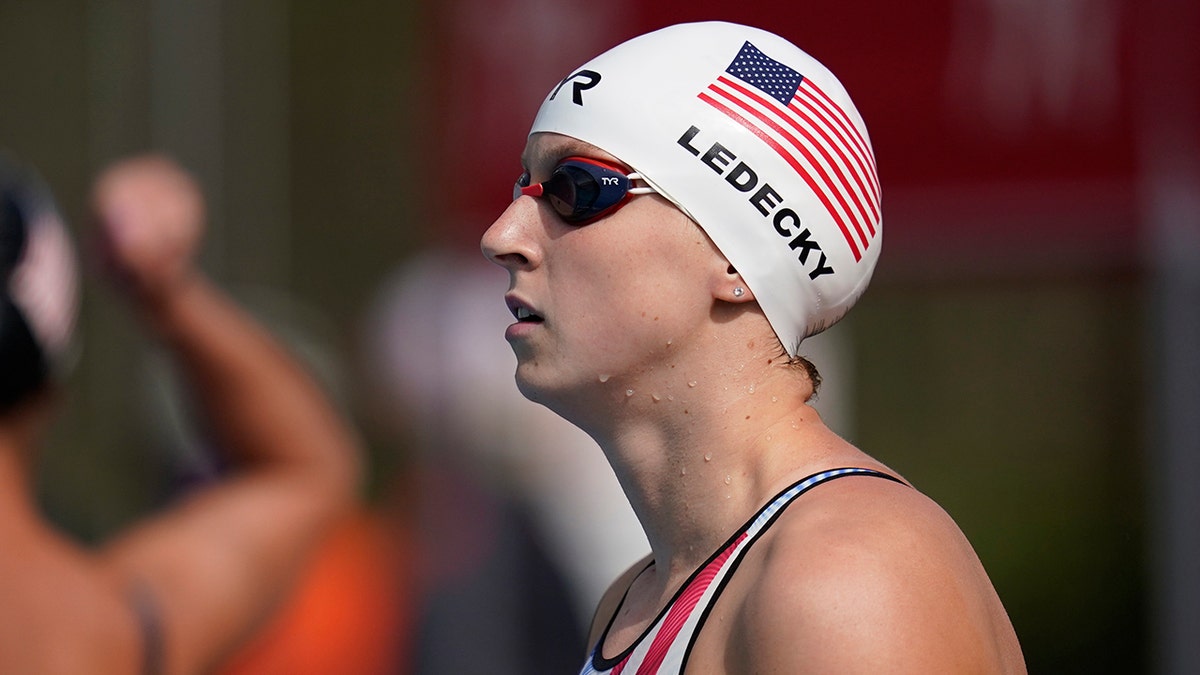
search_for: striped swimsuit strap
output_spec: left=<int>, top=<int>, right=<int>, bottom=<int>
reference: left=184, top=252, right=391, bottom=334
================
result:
left=581, top=467, right=905, bottom=675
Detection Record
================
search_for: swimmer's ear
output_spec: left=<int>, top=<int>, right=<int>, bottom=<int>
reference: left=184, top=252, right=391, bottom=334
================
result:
left=715, top=263, right=755, bottom=303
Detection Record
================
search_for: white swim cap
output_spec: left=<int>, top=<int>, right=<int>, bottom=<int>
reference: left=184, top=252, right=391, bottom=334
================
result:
left=529, top=21, right=881, bottom=355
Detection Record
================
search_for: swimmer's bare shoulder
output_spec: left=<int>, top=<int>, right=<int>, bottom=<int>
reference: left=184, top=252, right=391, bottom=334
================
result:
left=717, top=475, right=1027, bottom=674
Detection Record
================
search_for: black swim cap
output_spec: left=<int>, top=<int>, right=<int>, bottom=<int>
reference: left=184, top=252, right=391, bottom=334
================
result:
left=0, top=154, right=79, bottom=412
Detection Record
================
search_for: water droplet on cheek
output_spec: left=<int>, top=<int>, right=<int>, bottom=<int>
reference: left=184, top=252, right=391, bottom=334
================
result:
left=626, top=389, right=635, bottom=397
left=599, top=374, right=610, bottom=383
left=724, top=474, right=732, bottom=485
left=704, top=452, right=712, bottom=462
left=687, top=381, right=697, bottom=388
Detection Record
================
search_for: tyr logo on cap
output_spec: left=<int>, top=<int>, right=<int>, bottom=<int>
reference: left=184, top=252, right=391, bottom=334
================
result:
left=550, top=69, right=601, bottom=106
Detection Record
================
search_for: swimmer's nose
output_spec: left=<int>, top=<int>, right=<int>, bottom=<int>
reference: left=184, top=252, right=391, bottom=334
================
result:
left=481, top=198, right=540, bottom=270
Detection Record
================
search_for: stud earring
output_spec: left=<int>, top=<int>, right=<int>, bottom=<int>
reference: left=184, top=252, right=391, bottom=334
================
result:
left=733, top=287, right=745, bottom=298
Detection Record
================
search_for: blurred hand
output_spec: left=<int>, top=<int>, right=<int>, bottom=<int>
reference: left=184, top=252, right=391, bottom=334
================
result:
left=91, top=155, right=205, bottom=305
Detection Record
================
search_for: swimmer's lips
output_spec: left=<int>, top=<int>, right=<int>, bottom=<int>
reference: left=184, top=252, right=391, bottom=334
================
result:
left=506, top=298, right=544, bottom=324
left=515, top=307, right=543, bottom=322
left=503, top=299, right=544, bottom=342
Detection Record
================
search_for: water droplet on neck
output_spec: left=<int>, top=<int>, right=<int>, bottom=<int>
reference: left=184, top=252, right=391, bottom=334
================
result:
left=704, top=452, right=712, bottom=462
left=651, top=393, right=662, bottom=402
left=724, top=474, right=732, bottom=485
left=687, top=380, right=697, bottom=388
left=598, top=374, right=610, bottom=383
left=625, top=389, right=635, bottom=397
left=747, top=383, right=756, bottom=394
left=680, top=466, right=688, bottom=476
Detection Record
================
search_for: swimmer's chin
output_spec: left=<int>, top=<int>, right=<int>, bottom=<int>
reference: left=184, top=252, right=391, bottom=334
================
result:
left=512, top=371, right=543, bottom=404
left=512, top=369, right=571, bottom=413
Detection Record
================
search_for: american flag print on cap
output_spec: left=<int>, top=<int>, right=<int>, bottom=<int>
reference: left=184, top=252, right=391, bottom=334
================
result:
left=699, top=42, right=880, bottom=262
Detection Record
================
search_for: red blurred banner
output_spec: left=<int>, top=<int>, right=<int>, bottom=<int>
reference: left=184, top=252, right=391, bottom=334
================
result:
left=638, top=2, right=1138, bottom=189
left=426, top=1, right=1191, bottom=269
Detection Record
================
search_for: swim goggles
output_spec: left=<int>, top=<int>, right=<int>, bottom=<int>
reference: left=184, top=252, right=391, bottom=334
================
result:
left=513, top=156, right=656, bottom=224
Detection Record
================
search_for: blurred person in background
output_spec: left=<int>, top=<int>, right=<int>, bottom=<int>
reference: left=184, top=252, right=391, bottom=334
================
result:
left=363, top=248, right=650, bottom=673
left=0, top=153, right=360, bottom=674
left=482, top=22, right=1026, bottom=673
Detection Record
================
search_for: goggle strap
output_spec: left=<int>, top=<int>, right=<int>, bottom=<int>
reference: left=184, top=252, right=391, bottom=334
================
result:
left=626, top=173, right=655, bottom=195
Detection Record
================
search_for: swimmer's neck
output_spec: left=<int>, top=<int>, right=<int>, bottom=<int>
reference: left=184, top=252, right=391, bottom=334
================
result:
left=592, top=377, right=858, bottom=577
left=0, top=391, right=56, bottom=506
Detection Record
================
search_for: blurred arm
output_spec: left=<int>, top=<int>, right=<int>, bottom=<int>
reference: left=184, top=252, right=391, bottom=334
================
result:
left=91, top=155, right=362, bottom=674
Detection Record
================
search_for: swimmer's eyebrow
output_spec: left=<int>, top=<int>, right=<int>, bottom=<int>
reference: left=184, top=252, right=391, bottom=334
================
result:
left=521, top=140, right=600, bottom=174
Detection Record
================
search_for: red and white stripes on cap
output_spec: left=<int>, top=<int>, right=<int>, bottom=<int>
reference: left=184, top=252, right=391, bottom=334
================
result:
left=699, top=41, right=880, bottom=263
